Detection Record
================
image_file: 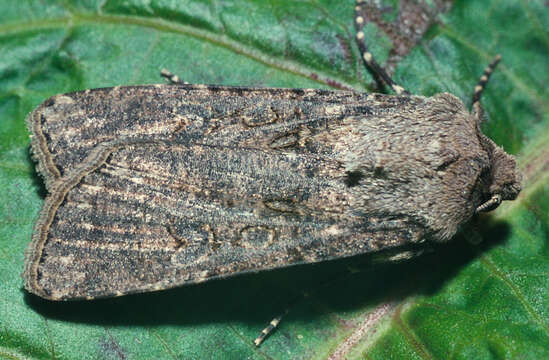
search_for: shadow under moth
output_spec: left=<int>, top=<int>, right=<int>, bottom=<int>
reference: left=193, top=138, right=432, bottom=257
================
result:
left=23, top=0, right=521, bottom=335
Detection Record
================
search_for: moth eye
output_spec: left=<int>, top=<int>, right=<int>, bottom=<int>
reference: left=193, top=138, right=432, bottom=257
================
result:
left=501, top=181, right=521, bottom=200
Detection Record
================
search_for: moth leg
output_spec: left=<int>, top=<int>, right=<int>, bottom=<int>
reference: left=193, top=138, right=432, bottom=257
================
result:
left=475, top=194, right=502, bottom=213
left=253, top=291, right=311, bottom=347
left=254, top=260, right=366, bottom=346
left=160, top=69, right=189, bottom=85
left=354, top=0, right=408, bottom=95
left=253, top=311, right=288, bottom=347
left=471, top=54, right=502, bottom=121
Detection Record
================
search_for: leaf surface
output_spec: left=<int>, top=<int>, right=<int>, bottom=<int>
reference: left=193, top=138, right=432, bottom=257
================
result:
left=0, top=0, right=547, bottom=359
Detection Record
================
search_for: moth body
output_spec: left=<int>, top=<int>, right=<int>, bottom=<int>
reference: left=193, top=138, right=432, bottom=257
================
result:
left=23, top=85, right=519, bottom=300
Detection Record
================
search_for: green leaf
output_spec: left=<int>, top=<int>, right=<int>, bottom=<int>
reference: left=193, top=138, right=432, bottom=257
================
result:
left=1, top=0, right=547, bottom=359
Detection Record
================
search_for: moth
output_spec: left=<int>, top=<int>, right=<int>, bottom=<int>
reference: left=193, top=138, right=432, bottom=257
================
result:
left=23, top=0, right=520, bottom=306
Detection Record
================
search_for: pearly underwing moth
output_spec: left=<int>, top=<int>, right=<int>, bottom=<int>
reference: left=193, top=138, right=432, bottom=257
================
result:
left=23, top=0, right=521, bottom=308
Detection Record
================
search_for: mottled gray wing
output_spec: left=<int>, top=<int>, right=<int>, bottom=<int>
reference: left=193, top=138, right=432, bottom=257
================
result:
left=24, top=86, right=489, bottom=300
left=27, top=85, right=372, bottom=190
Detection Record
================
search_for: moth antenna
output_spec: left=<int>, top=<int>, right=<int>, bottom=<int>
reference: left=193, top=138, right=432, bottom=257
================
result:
left=354, top=0, right=408, bottom=95
left=160, top=69, right=189, bottom=85
left=472, top=54, right=501, bottom=122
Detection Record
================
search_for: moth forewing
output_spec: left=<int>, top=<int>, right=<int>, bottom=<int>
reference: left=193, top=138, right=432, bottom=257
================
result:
left=25, top=86, right=499, bottom=300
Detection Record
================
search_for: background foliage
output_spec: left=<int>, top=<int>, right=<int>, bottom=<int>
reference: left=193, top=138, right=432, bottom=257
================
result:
left=0, top=0, right=548, bottom=359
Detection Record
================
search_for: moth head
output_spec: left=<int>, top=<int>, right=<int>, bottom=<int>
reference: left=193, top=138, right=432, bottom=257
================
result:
left=476, top=139, right=521, bottom=213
